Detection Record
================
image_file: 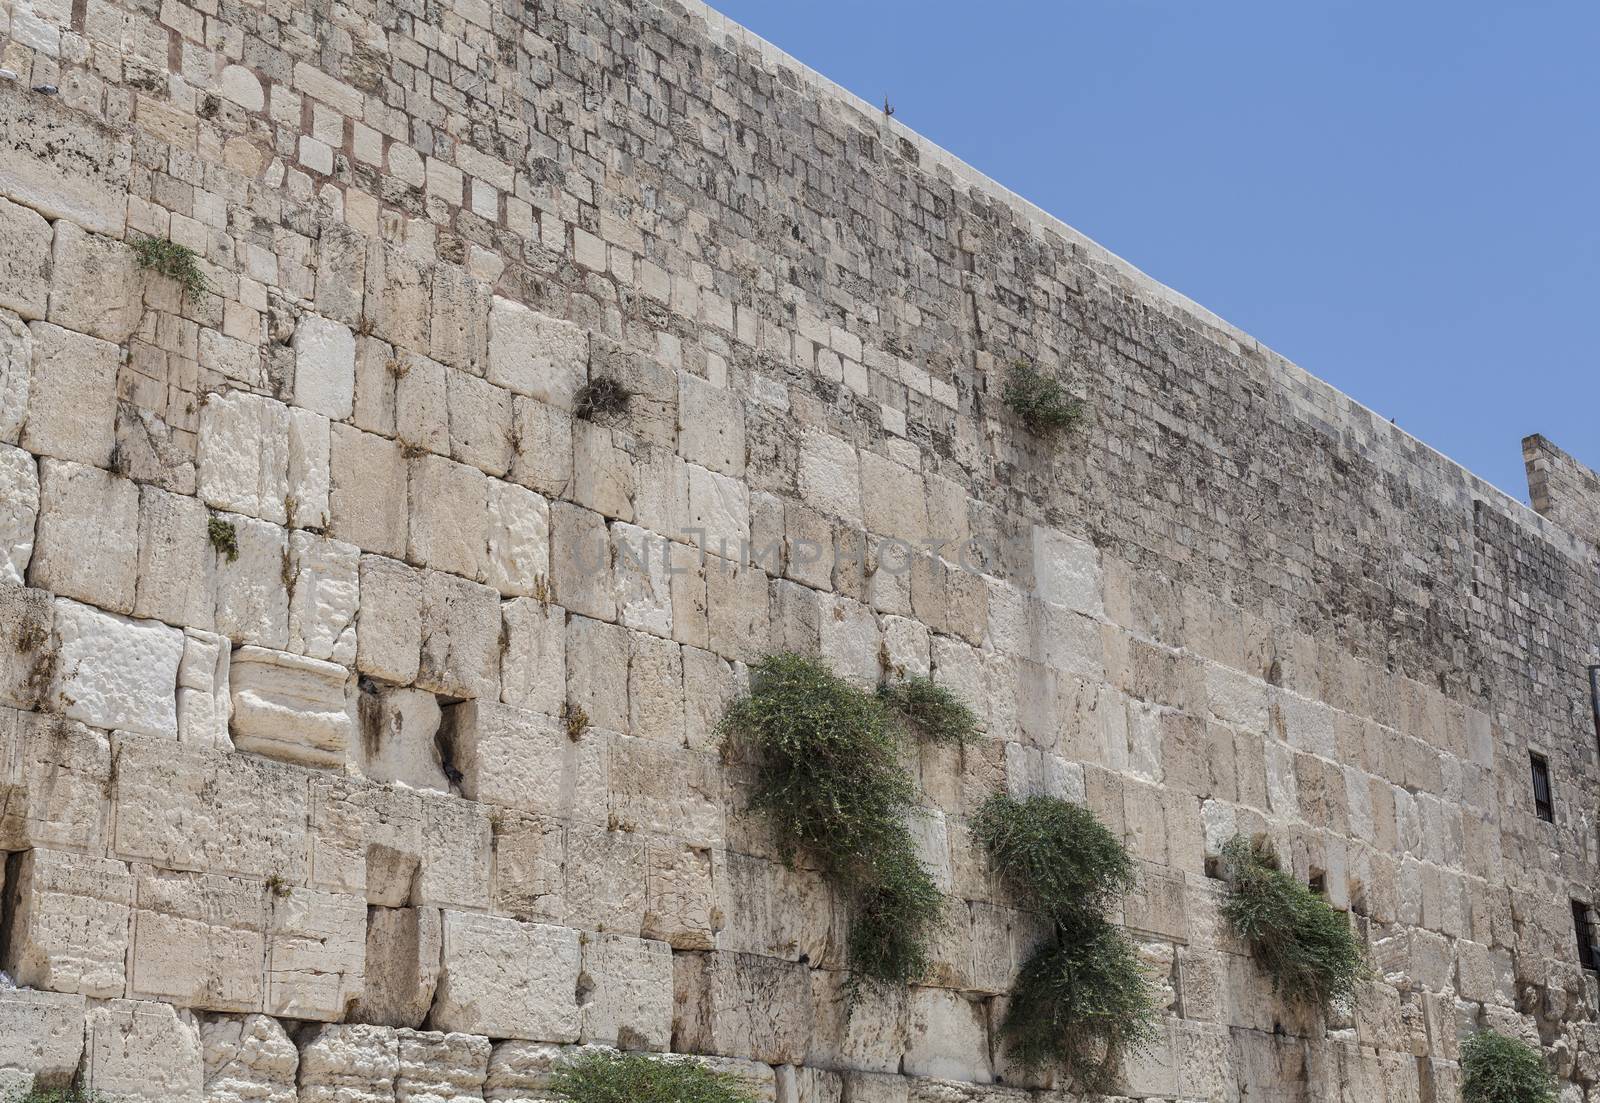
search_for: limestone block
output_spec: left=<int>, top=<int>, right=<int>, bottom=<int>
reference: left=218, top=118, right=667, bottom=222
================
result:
left=307, top=774, right=367, bottom=897
left=0, top=312, right=30, bottom=445
left=572, top=421, right=637, bottom=522
left=678, top=373, right=746, bottom=477
left=358, top=685, right=449, bottom=793
left=486, top=480, right=549, bottom=597
left=356, top=785, right=426, bottom=908
left=128, top=867, right=267, bottom=1012
left=352, top=336, right=397, bottom=436
left=330, top=424, right=408, bottom=558
left=685, top=463, right=750, bottom=557
left=682, top=645, right=740, bottom=752
left=84, top=999, right=204, bottom=1103
left=807, top=970, right=908, bottom=1074
left=776, top=1067, right=843, bottom=1103
left=294, top=314, right=357, bottom=420
left=409, top=454, right=489, bottom=580
left=0, top=988, right=86, bottom=1094
left=298, top=1024, right=400, bottom=1103
left=859, top=452, right=927, bottom=543
left=564, top=824, right=647, bottom=935
left=350, top=906, right=443, bottom=1029
left=289, top=531, right=360, bottom=663
left=200, top=1014, right=299, bottom=1103
left=610, top=522, right=672, bottom=638
left=135, top=485, right=214, bottom=629
left=23, top=322, right=119, bottom=468
left=486, top=297, right=586, bottom=408
left=0, top=444, right=38, bottom=585
left=488, top=811, right=564, bottom=923
left=903, top=988, right=991, bottom=1083
left=266, top=887, right=366, bottom=1019
left=499, top=597, right=565, bottom=717
left=448, top=699, right=605, bottom=822
left=417, top=571, right=500, bottom=700
left=798, top=430, right=861, bottom=523
left=550, top=501, right=614, bottom=622
left=643, top=837, right=718, bottom=950
left=0, top=706, right=112, bottom=851
left=288, top=407, right=333, bottom=530
left=31, top=459, right=138, bottom=611
left=0, top=198, right=51, bottom=322
left=396, top=1029, right=491, bottom=1103
left=3, top=848, right=131, bottom=997
left=818, top=595, right=879, bottom=685
left=565, top=615, right=629, bottom=732
left=447, top=369, right=513, bottom=475
left=418, top=795, right=492, bottom=910
left=1030, top=524, right=1102, bottom=616
left=230, top=646, right=354, bottom=768
left=395, top=352, right=449, bottom=457
left=0, top=80, right=131, bottom=235
left=48, top=220, right=142, bottom=341
left=672, top=950, right=813, bottom=1065
left=431, top=912, right=582, bottom=1041
left=715, top=852, right=833, bottom=965
left=429, top=265, right=490, bottom=373
left=628, top=631, right=684, bottom=745
left=482, top=1041, right=562, bottom=1102
left=880, top=617, right=931, bottom=678
left=577, top=933, right=673, bottom=1050
left=705, top=557, right=769, bottom=664
left=51, top=597, right=183, bottom=737
left=112, top=732, right=311, bottom=881
left=198, top=391, right=290, bottom=525
left=508, top=396, right=573, bottom=498
left=358, top=555, right=422, bottom=684
left=609, top=736, right=721, bottom=847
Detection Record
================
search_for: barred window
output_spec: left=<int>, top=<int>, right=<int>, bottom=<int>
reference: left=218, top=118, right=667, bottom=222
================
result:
left=1574, top=900, right=1598, bottom=972
left=1531, top=753, right=1554, bottom=823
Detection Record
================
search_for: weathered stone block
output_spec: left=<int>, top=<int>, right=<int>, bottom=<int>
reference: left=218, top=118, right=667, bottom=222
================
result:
left=358, top=555, right=422, bottom=684
left=288, top=531, right=359, bottom=663
left=673, top=950, right=813, bottom=1065
left=902, top=988, right=991, bottom=1083
left=430, top=911, right=581, bottom=1041
left=298, top=1024, right=399, bottom=1103
left=47, top=220, right=141, bottom=341
left=416, top=571, right=500, bottom=700
left=508, top=395, right=573, bottom=497
left=486, top=297, right=585, bottom=408
left=486, top=479, right=549, bottom=597
left=330, top=424, right=408, bottom=557
left=128, top=867, right=266, bottom=1013
left=0, top=706, right=111, bottom=851
left=577, top=933, right=673, bottom=1050
left=135, top=485, right=214, bottom=629
left=550, top=501, right=614, bottom=621
left=265, top=887, right=366, bottom=1020
left=448, top=699, right=605, bottom=822
left=564, top=823, right=648, bottom=935
left=51, top=596, right=183, bottom=738
left=0, top=988, right=86, bottom=1094
left=0, top=445, right=38, bottom=587
left=417, top=795, right=492, bottom=910
left=489, top=810, right=563, bottom=923
left=350, top=907, right=443, bottom=1029
left=0, top=80, right=130, bottom=235
left=294, top=313, right=357, bottom=420
left=609, top=736, right=721, bottom=847
left=395, top=1029, right=491, bottom=1103
left=84, top=999, right=204, bottom=1103
left=447, top=369, right=513, bottom=475
left=199, top=1014, right=299, bottom=1103
left=0, top=197, right=51, bottom=322
left=807, top=970, right=908, bottom=1075
left=288, top=407, right=333, bottom=530
left=409, top=453, right=489, bottom=581
left=0, top=312, right=30, bottom=446
left=4, top=848, right=131, bottom=997
left=31, top=458, right=139, bottom=611
left=197, top=391, right=290, bottom=525
left=499, top=597, right=565, bottom=717
left=230, top=646, right=354, bottom=768
left=357, top=684, right=448, bottom=792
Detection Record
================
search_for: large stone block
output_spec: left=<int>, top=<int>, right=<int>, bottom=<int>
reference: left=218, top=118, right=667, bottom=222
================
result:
left=135, top=485, right=215, bottom=629
left=199, top=1014, right=299, bottom=1103
left=395, top=1029, right=491, bottom=1103
left=0, top=312, right=30, bottom=445
left=564, top=614, right=629, bottom=732
left=50, top=596, right=183, bottom=738
left=288, top=531, right=360, bottom=663
left=30, top=458, right=139, bottom=611
left=549, top=501, right=615, bottom=622
left=578, top=933, right=673, bottom=1050
left=430, top=911, right=581, bottom=1041
left=0, top=988, right=86, bottom=1094
left=486, top=297, right=585, bottom=408
left=448, top=699, right=605, bottom=822
left=642, top=837, right=718, bottom=950
left=902, top=988, right=992, bottom=1083
left=499, top=597, right=565, bottom=717
left=408, top=453, right=489, bottom=580
left=197, top=391, right=290, bottom=525
left=4, top=848, right=131, bottom=997
left=211, top=514, right=290, bottom=648
left=358, top=555, right=422, bottom=684
left=608, top=736, right=722, bottom=848
left=416, top=571, right=500, bottom=700
left=417, top=794, right=492, bottom=910
left=0, top=80, right=131, bottom=235
left=84, top=999, right=205, bottom=1103
left=673, top=950, right=813, bottom=1065
left=508, top=396, right=573, bottom=498
left=230, top=646, right=355, bottom=768
left=288, top=407, right=333, bottom=530
left=0, top=706, right=112, bottom=852
left=128, top=867, right=267, bottom=1013
left=330, top=424, right=408, bottom=557
left=0, top=445, right=38, bottom=586
left=488, top=811, right=563, bottom=923
left=265, top=887, right=366, bottom=1020
left=294, top=313, right=357, bottom=420
left=298, top=1024, right=399, bottom=1103
left=446, top=369, right=513, bottom=476
left=178, top=629, right=234, bottom=748
left=0, top=196, right=51, bottom=321
left=486, top=479, right=549, bottom=597
left=564, top=823, right=647, bottom=935
left=806, top=971, right=908, bottom=1075
left=350, top=906, right=442, bottom=1029
left=47, top=220, right=141, bottom=341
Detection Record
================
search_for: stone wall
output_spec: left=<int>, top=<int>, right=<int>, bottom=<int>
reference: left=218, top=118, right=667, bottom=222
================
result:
left=1, top=0, right=1599, bottom=1099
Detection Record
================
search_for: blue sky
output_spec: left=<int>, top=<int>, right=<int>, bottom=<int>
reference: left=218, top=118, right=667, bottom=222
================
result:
left=706, top=0, right=1599, bottom=501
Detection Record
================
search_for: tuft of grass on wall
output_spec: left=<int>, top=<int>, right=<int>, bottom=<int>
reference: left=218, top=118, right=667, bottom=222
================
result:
left=574, top=377, right=631, bottom=421
left=974, top=792, right=1157, bottom=1092
left=208, top=516, right=239, bottom=562
left=718, top=652, right=964, bottom=986
left=131, top=234, right=208, bottom=303
left=3, top=1089, right=109, bottom=1103
left=1460, top=1030, right=1556, bottom=1103
left=1219, top=834, right=1367, bottom=1012
left=1003, top=360, right=1082, bottom=436
left=878, top=675, right=981, bottom=746
left=549, top=1051, right=759, bottom=1103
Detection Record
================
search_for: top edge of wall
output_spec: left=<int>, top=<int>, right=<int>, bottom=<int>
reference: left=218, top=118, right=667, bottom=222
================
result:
left=672, top=0, right=1587, bottom=558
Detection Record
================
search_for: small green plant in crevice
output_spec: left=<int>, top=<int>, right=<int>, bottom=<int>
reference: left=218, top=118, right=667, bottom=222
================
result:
left=131, top=234, right=208, bottom=303
left=718, top=652, right=963, bottom=988
left=573, top=376, right=632, bottom=420
left=207, top=517, right=239, bottom=562
left=1003, top=359, right=1082, bottom=435
left=1461, top=1030, right=1556, bottom=1103
left=3, top=1089, right=109, bottom=1103
left=878, top=675, right=981, bottom=746
left=549, top=1050, right=759, bottom=1103
left=1218, top=834, right=1367, bottom=1013
left=973, top=792, right=1157, bottom=1093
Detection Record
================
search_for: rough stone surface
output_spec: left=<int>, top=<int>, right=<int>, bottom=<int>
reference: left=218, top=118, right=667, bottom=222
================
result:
left=83, top=999, right=205, bottom=1103
left=0, top=444, right=39, bottom=585
left=430, top=912, right=581, bottom=1042
left=229, top=646, right=354, bottom=767
left=0, top=196, right=52, bottom=321
left=51, top=596, right=183, bottom=737
left=0, top=988, right=86, bottom=1094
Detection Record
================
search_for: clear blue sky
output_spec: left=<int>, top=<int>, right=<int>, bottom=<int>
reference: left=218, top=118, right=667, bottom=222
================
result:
left=707, top=0, right=1599, bottom=501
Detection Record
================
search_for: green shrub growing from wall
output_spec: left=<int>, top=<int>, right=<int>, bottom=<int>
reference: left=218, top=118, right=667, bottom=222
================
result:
left=1460, top=1030, right=1556, bottom=1103
left=972, top=793, right=1157, bottom=1092
left=1003, top=360, right=1082, bottom=435
left=131, top=234, right=208, bottom=302
left=718, top=653, right=971, bottom=986
left=877, top=674, right=981, bottom=746
left=549, top=1051, right=759, bottom=1103
left=3, top=1089, right=107, bottom=1103
left=1218, top=835, right=1366, bottom=1012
